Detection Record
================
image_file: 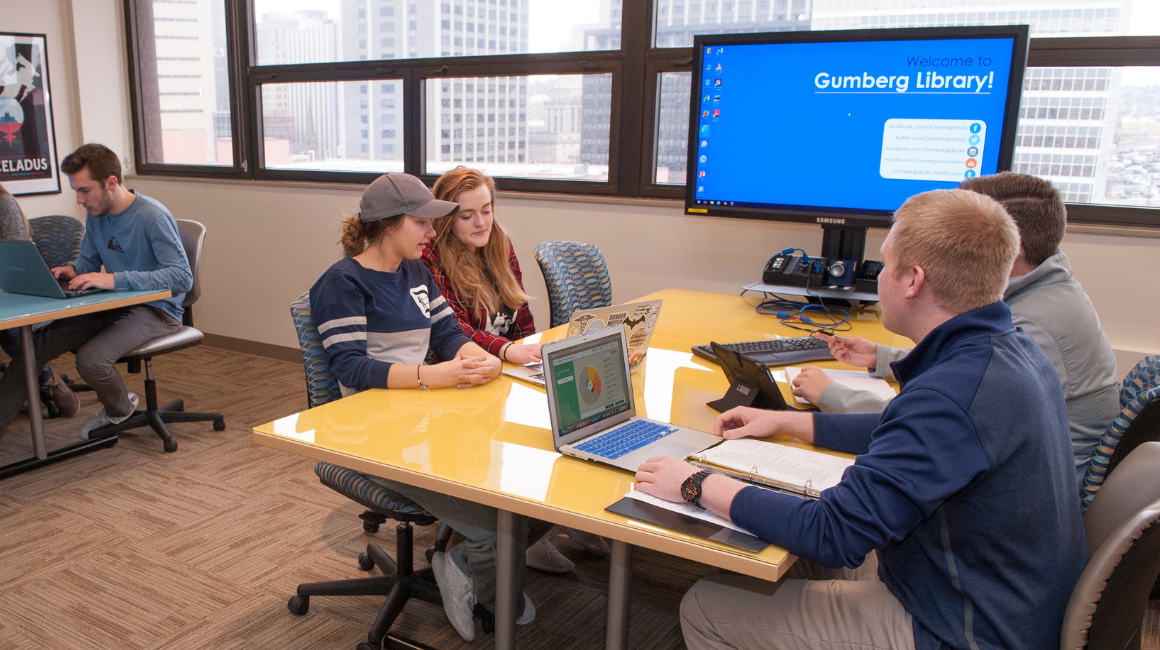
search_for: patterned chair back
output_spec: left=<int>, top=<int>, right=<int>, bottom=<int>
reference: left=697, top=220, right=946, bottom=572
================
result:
left=28, top=215, right=84, bottom=269
left=1080, top=355, right=1160, bottom=514
left=533, top=240, right=613, bottom=328
left=290, top=291, right=342, bottom=409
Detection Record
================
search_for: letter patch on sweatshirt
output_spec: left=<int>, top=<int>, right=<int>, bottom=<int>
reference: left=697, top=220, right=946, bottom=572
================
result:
left=410, top=286, right=431, bottom=318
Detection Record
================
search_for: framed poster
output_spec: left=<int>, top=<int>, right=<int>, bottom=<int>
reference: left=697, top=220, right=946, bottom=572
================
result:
left=0, top=32, right=60, bottom=196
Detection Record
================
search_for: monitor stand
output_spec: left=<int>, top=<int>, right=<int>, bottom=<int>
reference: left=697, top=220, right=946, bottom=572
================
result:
left=820, top=224, right=867, bottom=264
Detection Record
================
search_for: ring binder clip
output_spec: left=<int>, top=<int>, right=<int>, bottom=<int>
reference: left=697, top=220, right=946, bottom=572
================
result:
left=805, top=478, right=813, bottom=489
left=750, top=464, right=758, bottom=484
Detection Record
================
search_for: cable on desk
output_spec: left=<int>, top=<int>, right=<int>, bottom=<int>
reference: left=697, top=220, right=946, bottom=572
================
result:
left=743, top=289, right=854, bottom=334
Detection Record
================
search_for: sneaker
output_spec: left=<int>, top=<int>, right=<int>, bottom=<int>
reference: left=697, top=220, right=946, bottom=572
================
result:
left=79, top=393, right=139, bottom=441
left=431, top=550, right=476, bottom=642
left=526, top=537, right=574, bottom=573
left=41, top=369, right=80, bottom=418
left=516, top=593, right=535, bottom=626
left=561, top=527, right=612, bottom=557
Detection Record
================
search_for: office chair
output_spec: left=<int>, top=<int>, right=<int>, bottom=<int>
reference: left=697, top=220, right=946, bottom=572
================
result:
left=27, top=214, right=84, bottom=268
left=1060, top=441, right=1160, bottom=650
left=87, top=220, right=225, bottom=451
left=533, top=240, right=613, bottom=328
left=1079, top=355, right=1160, bottom=514
left=287, top=291, right=452, bottom=650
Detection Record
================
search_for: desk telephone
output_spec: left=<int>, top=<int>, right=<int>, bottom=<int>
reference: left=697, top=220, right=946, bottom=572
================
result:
left=763, top=252, right=883, bottom=292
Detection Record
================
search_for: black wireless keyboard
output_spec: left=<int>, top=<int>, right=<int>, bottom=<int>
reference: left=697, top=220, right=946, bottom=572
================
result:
left=691, top=336, right=835, bottom=367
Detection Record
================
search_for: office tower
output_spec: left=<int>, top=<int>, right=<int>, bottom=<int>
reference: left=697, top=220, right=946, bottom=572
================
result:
left=650, top=0, right=813, bottom=183
left=811, top=0, right=1135, bottom=203
left=528, top=81, right=583, bottom=164
left=336, top=0, right=530, bottom=167
left=255, top=11, right=341, bottom=164
left=143, top=0, right=229, bottom=165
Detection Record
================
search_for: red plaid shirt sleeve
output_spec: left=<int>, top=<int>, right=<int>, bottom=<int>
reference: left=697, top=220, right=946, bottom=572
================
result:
left=421, top=242, right=537, bottom=357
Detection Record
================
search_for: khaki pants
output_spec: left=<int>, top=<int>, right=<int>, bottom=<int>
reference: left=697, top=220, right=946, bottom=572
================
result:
left=680, top=554, right=915, bottom=650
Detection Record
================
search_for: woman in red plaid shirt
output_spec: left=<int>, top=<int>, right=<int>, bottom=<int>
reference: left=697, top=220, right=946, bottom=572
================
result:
left=423, top=168, right=611, bottom=572
left=422, top=167, right=542, bottom=365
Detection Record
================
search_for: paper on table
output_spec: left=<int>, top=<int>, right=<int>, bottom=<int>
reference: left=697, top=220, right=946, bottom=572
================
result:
left=784, top=367, right=897, bottom=405
left=694, top=439, right=854, bottom=493
left=624, top=488, right=750, bottom=533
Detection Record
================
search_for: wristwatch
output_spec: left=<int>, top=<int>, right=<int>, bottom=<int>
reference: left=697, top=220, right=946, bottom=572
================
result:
left=681, top=470, right=713, bottom=506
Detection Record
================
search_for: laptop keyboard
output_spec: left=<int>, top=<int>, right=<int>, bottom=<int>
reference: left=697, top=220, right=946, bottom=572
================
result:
left=573, top=419, right=678, bottom=460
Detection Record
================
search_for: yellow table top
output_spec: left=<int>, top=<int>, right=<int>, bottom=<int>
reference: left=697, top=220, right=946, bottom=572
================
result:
left=254, top=288, right=909, bottom=582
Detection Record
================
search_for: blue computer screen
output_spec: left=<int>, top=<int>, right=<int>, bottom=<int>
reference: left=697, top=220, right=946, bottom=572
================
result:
left=691, top=36, right=1017, bottom=214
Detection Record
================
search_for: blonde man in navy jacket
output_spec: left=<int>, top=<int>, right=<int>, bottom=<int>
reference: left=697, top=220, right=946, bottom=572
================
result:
left=636, top=189, right=1087, bottom=650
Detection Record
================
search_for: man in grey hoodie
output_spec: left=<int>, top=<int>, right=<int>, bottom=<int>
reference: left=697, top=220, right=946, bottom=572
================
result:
left=793, top=172, right=1118, bottom=491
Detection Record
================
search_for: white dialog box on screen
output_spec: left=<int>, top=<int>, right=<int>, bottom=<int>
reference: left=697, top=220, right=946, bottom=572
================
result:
left=880, top=119, right=986, bottom=182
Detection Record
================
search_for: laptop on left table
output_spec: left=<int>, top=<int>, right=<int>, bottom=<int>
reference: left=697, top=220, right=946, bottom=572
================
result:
left=0, top=240, right=103, bottom=299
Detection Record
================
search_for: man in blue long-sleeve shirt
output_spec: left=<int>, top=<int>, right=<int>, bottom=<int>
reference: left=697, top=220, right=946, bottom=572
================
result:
left=0, top=144, right=192, bottom=441
left=636, top=189, right=1087, bottom=650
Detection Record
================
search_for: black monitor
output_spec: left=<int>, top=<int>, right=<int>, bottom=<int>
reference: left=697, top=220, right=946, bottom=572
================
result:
left=685, top=26, right=1030, bottom=262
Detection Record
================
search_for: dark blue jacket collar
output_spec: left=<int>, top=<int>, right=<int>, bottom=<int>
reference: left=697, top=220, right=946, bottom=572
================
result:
left=891, top=301, right=1015, bottom=384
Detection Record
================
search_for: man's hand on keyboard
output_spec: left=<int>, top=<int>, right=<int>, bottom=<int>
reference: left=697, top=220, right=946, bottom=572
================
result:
left=814, top=332, right=877, bottom=369
left=715, top=406, right=816, bottom=444
left=790, top=366, right=833, bottom=405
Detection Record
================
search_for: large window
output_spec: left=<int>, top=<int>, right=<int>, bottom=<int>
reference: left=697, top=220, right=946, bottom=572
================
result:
left=126, top=0, right=1160, bottom=226
left=129, top=0, right=233, bottom=167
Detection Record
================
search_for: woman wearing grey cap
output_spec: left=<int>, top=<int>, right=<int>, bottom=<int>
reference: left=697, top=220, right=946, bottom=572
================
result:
left=308, top=173, right=539, bottom=641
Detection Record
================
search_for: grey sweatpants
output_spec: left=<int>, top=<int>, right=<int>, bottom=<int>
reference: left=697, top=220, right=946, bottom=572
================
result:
left=0, top=305, right=180, bottom=435
left=680, top=554, right=915, bottom=650
left=366, top=474, right=552, bottom=617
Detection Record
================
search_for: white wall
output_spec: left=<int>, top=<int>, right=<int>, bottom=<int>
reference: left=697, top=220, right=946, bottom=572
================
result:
left=16, top=0, right=1160, bottom=374
left=3, top=0, right=87, bottom=219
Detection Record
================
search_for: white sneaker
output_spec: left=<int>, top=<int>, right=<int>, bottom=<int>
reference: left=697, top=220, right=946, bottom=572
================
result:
left=516, top=593, right=535, bottom=626
left=431, top=550, right=476, bottom=642
left=526, top=537, right=574, bottom=573
left=79, top=393, right=139, bottom=441
left=561, top=526, right=612, bottom=557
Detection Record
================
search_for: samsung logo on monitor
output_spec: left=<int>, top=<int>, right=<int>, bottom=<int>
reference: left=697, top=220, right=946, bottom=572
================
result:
left=817, top=217, right=847, bottom=225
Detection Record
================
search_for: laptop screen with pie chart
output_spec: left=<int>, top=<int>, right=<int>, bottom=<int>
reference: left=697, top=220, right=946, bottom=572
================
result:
left=547, top=330, right=632, bottom=437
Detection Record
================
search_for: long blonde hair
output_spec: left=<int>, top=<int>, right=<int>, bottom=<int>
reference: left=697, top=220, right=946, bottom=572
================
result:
left=431, top=168, right=528, bottom=317
left=0, top=182, right=32, bottom=240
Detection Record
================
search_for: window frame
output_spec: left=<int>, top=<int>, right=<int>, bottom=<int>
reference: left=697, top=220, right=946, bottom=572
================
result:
left=123, top=0, right=1160, bottom=228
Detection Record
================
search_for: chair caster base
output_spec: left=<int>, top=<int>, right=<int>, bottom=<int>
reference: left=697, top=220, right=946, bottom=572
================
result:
left=358, top=551, right=375, bottom=571
left=213, top=418, right=225, bottom=431
left=288, top=594, right=310, bottom=615
left=357, top=642, right=379, bottom=650
left=163, top=439, right=178, bottom=453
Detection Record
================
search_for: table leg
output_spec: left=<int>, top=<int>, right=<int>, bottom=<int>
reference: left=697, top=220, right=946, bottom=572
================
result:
left=20, top=325, right=46, bottom=460
left=605, top=539, right=633, bottom=650
left=495, top=508, right=518, bottom=650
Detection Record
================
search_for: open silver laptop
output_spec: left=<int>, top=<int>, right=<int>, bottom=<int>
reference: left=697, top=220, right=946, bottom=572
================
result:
left=543, top=325, right=720, bottom=473
left=0, top=240, right=102, bottom=299
left=505, top=298, right=663, bottom=386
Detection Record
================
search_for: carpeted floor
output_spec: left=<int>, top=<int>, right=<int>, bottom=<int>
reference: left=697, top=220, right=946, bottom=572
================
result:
left=0, top=345, right=1157, bottom=650
left=0, top=346, right=710, bottom=650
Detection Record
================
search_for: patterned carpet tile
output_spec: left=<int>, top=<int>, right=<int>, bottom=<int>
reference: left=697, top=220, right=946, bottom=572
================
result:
left=0, top=544, right=248, bottom=650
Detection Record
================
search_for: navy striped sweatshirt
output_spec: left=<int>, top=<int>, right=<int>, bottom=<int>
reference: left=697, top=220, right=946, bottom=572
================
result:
left=310, top=257, right=470, bottom=396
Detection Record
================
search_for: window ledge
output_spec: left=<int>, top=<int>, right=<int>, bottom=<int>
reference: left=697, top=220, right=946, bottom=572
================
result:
left=125, top=174, right=1160, bottom=235
left=1066, top=223, right=1160, bottom=239
left=126, top=173, right=686, bottom=208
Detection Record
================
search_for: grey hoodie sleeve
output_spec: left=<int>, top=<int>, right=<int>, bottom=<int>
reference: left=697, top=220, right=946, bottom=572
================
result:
left=869, top=344, right=912, bottom=380
left=813, top=344, right=911, bottom=413
left=817, top=381, right=891, bottom=414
